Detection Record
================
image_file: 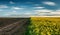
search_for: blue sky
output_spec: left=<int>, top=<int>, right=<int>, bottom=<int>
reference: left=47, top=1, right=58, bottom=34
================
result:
left=0, top=0, right=60, bottom=17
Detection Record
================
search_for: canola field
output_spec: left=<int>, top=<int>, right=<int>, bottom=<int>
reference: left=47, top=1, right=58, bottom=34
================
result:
left=26, top=17, right=60, bottom=35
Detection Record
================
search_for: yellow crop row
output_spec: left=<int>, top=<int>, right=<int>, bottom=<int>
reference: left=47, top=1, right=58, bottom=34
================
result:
left=31, top=17, right=60, bottom=21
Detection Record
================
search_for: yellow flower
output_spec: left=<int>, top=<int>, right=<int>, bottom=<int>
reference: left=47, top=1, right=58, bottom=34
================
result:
left=47, top=32, right=51, bottom=35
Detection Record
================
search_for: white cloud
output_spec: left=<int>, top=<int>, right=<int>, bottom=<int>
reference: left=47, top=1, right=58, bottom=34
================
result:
left=42, top=1, right=56, bottom=6
left=34, top=7, right=45, bottom=9
left=12, top=11, right=17, bottom=13
left=4, top=11, right=34, bottom=16
left=12, top=7, right=23, bottom=10
left=10, top=1, right=15, bottom=4
left=56, top=9, right=60, bottom=12
left=34, top=9, right=60, bottom=16
left=51, top=10, right=60, bottom=14
left=4, top=11, right=18, bottom=16
left=24, top=13, right=32, bottom=15
left=2, top=8, right=60, bottom=16
left=0, top=5, right=8, bottom=8
left=51, top=12, right=60, bottom=14
left=4, top=13, right=11, bottom=16
left=0, top=9, right=3, bottom=11
left=9, top=11, right=17, bottom=14
left=34, top=9, right=53, bottom=13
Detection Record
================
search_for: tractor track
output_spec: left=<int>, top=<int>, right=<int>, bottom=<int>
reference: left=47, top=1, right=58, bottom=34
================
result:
left=0, top=19, right=28, bottom=35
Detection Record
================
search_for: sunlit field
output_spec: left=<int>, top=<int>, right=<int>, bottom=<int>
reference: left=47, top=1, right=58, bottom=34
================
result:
left=26, top=17, right=60, bottom=35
